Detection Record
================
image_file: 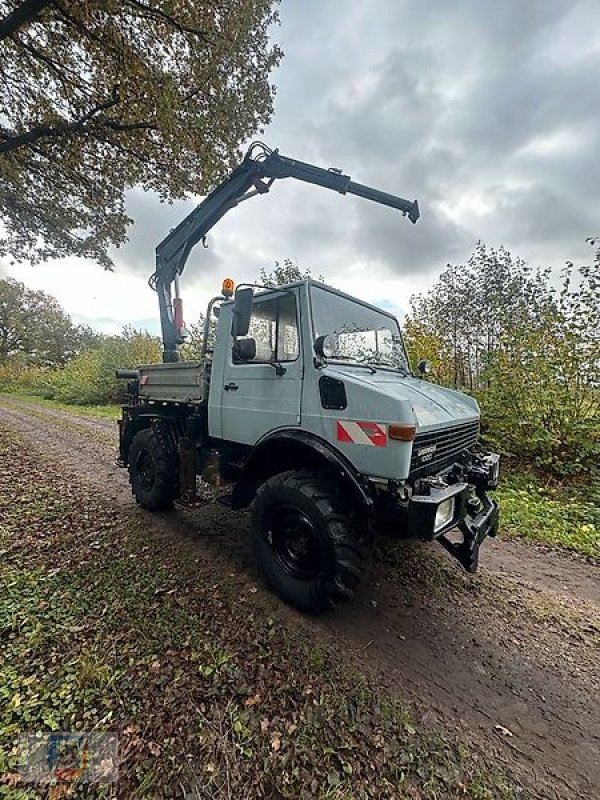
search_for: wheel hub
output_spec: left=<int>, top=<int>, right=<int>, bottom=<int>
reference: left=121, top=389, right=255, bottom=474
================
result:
left=268, top=506, right=323, bottom=580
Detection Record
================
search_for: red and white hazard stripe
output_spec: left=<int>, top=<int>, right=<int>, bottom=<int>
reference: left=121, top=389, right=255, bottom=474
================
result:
left=336, top=420, right=387, bottom=447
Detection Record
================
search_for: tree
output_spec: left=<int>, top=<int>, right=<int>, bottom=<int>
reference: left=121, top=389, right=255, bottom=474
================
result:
left=404, top=243, right=599, bottom=476
left=259, top=258, right=323, bottom=286
left=405, top=243, right=551, bottom=389
left=180, top=314, right=208, bottom=361
left=0, top=277, right=86, bottom=365
left=0, top=0, right=282, bottom=267
left=480, top=261, right=599, bottom=476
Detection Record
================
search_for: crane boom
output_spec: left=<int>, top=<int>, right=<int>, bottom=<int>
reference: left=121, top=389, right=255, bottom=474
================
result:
left=152, top=142, right=419, bottom=362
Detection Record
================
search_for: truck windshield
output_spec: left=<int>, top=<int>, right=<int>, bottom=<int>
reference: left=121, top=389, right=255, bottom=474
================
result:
left=310, top=285, right=410, bottom=372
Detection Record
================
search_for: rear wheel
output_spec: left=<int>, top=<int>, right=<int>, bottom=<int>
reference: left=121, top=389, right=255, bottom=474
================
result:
left=252, top=470, right=372, bottom=613
left=128, top=427, right=178, bottom=511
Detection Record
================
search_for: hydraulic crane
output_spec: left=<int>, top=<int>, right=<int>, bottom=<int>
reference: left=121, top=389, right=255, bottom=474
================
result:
left=149, top=142, right=420, bottom=362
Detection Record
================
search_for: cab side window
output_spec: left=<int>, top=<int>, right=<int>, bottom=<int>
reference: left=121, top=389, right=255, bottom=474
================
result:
left=235, top=293, right=299, bottom=363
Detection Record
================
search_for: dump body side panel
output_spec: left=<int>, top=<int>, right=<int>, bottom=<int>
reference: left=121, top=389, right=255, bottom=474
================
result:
left=138, top=361, right=207, bottom=404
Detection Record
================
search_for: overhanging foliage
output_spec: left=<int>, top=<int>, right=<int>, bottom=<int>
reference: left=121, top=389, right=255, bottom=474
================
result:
left=0, top=0, right=282, bottom=267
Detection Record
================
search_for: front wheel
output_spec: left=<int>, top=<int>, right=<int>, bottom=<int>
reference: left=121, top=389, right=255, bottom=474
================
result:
left=252, top=471, right=372, bottom=613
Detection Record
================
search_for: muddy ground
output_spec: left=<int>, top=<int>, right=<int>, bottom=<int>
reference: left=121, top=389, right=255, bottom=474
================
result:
left=1, top=395, right=598, bottom=799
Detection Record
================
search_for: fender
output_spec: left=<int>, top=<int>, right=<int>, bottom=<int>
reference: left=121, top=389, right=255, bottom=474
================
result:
left=230, top=428, right=374, bottom=511
left=118, top=406, right=186, bottom=465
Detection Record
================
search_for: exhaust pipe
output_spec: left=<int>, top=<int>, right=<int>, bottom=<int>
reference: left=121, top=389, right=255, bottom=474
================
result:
left=115, top=369, right=140, bottom=380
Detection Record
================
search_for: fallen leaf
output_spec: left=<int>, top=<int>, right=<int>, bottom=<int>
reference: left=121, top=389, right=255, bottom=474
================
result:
left=244, top=693, right=261, bottom=707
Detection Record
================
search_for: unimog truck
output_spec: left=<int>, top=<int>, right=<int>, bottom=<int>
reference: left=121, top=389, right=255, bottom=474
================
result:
left=117, top=143, right=500, bottom=613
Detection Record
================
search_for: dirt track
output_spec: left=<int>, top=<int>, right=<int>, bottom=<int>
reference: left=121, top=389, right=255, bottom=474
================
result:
left=2, top=395, right=598, bottom=800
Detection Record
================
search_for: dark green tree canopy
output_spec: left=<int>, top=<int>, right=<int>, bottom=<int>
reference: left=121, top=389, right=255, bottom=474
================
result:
left=0, top=0, right=282, bottom=267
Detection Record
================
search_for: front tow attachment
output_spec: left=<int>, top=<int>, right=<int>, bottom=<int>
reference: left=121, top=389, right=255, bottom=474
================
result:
left=439, top=491, right=499, bottom=573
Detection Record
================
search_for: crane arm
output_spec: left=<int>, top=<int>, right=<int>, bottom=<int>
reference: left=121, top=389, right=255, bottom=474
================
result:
left=152, top=142, right=419, bottom=362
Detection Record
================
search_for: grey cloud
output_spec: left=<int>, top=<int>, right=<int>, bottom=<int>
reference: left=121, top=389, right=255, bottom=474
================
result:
left=473, top=182, right=598, bottom=270
left=111, top=189, right=215, bottom=278
left=352, top=200, right=474, bottom=278
left=110, top=0, right=600, bottom=298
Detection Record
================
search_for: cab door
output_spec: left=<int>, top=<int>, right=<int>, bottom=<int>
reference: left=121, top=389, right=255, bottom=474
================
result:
left=220, top=290, right=302, bottom=444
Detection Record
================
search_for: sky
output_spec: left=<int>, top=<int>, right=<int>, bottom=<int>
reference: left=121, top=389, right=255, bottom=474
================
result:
left=4, top=0, right=600, bottom=334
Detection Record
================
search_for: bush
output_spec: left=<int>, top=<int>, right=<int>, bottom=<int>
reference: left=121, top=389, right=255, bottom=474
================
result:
left=405, top=245, right=599, bottom=479
left=0, top=359, right=53, bottom=397
left=48, top=330, right=161, bottom=405
left=478, top=384, right=599, bottom=478
left=496, top=472, right=600, bottom=558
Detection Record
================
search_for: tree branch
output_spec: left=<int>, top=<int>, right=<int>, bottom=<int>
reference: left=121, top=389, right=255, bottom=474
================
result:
left=123, top=0, right=209, bottom=41
left=0, top=0, right=53, bottom=40
left=11, top=32, right=79, bottom=94
left=0, top=93, right=120, bottom=154
left=103, top=118, right=157, bottom=133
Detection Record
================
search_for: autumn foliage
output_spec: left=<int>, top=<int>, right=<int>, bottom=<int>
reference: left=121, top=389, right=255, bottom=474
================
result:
left=0, top=0, right=281, bottom=267
left=404, top=243, right=600, bottom=477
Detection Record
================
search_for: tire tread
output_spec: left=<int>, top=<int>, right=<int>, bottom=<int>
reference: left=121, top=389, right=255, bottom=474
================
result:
left=253, top=469, right=372, bottom=612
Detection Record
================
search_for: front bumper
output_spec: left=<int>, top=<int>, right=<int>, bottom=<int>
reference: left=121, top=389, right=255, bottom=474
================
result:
left=439, top=485, right=499, bottom=572
left=378, top=452, right=500, bottom=573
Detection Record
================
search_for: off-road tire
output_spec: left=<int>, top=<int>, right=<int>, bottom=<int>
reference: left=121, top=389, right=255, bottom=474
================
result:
left=252, top=470, right=372, bottom=613
left=128, top=427, right=178, bottom=511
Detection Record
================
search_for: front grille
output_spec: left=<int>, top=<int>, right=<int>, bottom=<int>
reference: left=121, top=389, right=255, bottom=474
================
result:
left=410, top=419, right=480, bottom=476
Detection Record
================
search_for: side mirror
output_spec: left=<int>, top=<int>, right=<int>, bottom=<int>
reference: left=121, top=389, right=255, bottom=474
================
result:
left=232, top=338, right=256, bottom=362
left=314, top=334, right=336, bottom=359
left=232, top=286, right=253, bottom=337
left=417, top=358, right=432, bottom=377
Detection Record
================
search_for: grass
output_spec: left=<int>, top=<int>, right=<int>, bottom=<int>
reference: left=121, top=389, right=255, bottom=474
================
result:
left=0, top=422, right=517, bottom=800
left=495, top=469, right=599, bottom=560
left=0, top=391, right=119, bottom=421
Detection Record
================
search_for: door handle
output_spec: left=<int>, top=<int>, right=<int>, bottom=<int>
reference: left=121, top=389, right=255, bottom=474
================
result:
left=224, top=382, right=239, bottom=391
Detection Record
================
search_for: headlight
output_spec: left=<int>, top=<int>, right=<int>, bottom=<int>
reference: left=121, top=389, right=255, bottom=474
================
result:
left=434, top=497, right=455, bottom=532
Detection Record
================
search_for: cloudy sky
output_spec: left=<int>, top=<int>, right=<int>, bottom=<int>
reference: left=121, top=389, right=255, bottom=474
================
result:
left=5, top=0, right=600, bottom=333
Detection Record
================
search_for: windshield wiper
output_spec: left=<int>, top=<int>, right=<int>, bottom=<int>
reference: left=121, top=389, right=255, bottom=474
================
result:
left=327, top=356, right=377, bottom=374
left=364, top=358, right=411, bottom=377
